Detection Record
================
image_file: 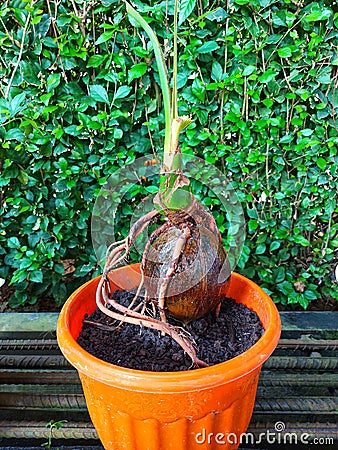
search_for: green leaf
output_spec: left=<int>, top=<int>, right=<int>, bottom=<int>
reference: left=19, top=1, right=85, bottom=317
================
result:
left=263, top=98, right=274, bottom=108
left=95, top=30, right=114, bottom=44
left=115, top=85, right=132, bottom=100
left=10, top=269, right=26, bottom=286
left=274, top=267, right=285, bottom=283
left=145, top=186, right=158, bottom=194
left=206, top=8, right=228, bottom=22
left=21, top=61, right=40, bottom=86
left=272, top=11, right=286, bottom=27
left=8, top=291, right=28, bottom=308
left=279, top=134, right=293, bottom=144
left=277, top=47, right=292, bottom=58
left=43, top=36, right=58, bottom=48
left=243, top=65, right=255, bottom=76
left=10, top=93, right=26, bottom=116
left=29, top=270, right=43, bottom=283
left=7, top=237, right=20, bottom=249
left=128, top=63, right=147, bottom=83
left=177, top=71, right=188, bottom=89
left=147, top=98, right=157, bottom=114
left=6, top=128, right=24, bottom=141
left=316, top=157, right=327, bottom=170
left=305, top=9, right=331, bottom=22
left=192, top=79, right=205, bottom=102
left=18, top=170, right=28, bottom=184
left=178, top=0, right=197, bottom=25
left=100, top=0, right=115, bottom=6
left=247, top=208, right=258, bottom=219
left=259, top=0, right=271, bottom=6
left=304, top=290, right=318, bottom=301
left=277, top=281, right=294, bottom=296
left=270, top=241, right=281, bottom=251
left=275, top=229, right=288, bottom=239
left=297, top=295, right=308, bottom=309
left=256, top=244, right=266, bottom=255
left=293, top=235, right=310, bottom=247
left=248, top=219, right=258, bottom=232
left=57, top=157, right=68, bottom=171
left=300, top=128, right=313, bottom=137
left=47, top=73, right=61, bottom=92
left=195, top=109, right=208, bottom=125
left=33, top=14, right=51, bottom=38
left=211, top=61, right=223, bottom=82
left=325, top=198, right=336, bottom=215
left=89, top=85, right=109, bottom=104
left=87, top=54, right=107, bottom=68
left=113, top=128, right=123, bottom=139
left=198, top=41, right=219, bottom=54
left=267, top=34, right=282, bottom=44
left=258, top=69, right=277, bottom=83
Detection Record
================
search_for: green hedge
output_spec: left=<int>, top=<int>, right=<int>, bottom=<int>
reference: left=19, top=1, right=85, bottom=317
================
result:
left=1, top=0, right=337, bottom=308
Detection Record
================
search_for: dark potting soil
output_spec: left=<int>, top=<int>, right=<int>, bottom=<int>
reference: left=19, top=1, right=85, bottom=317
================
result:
left=77, top=289, right=264, bottom=372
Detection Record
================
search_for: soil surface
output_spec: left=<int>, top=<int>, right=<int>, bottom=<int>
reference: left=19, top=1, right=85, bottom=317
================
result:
left=77, top=289, right=264, bottom=371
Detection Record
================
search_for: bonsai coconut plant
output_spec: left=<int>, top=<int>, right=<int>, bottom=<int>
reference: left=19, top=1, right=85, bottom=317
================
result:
left=57, top=1, right=281, bottom=449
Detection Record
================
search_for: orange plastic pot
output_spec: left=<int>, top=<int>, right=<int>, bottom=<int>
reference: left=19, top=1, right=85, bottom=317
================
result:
left=57, top=263, right=281, bottom=450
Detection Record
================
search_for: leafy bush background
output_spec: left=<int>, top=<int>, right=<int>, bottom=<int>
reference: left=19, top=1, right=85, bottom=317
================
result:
left=0, top=0, right=337, bottom=308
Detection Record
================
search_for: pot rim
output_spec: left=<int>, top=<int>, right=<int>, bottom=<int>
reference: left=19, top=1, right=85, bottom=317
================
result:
left=57, top=264, right=281, bottom=392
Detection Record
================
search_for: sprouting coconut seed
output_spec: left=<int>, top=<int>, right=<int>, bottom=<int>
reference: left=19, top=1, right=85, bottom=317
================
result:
left=95, top=196, right=230, bottom=368
left=93, top=2, right=232, bottom=368
left=142, top=200, right=231, bottom=322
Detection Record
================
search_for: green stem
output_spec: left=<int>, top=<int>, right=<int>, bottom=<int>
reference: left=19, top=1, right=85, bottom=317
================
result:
left=126, top=2, right=171, bottom=154
left=172, top=0, right=178, bottom=121
left=126, top=1, right=193, bottom=211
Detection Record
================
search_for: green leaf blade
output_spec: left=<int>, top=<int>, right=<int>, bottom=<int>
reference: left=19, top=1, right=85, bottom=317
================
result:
left=198, top=41, right=219, bottom=54
left=115, top=85, right=132, bottom=100
left=127, top=63, right=148, bottom=83
left=89, top=85, right=109, bottom=104
left=178, top=0, right=197, bottom=25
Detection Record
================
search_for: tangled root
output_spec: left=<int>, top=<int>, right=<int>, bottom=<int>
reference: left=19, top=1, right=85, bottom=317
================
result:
left=95, top=276, right=207, bottom=368
left=103, top=209, right=159, bottom=275
left=94, top=200, right=229, bottom=369
left=156, top=223, right=191, bottom=323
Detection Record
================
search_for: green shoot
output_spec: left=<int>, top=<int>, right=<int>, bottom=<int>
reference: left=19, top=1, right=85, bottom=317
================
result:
left=126, top=1, right=193, bottom=210
left=126, top=2, right=171, bottom=155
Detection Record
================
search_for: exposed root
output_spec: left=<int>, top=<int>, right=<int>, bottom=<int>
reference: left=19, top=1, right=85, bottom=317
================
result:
left=104, top=242, right=128, bottom=275
left=130, top=271, right=145, bottom=310
left=140, top=220, right=172, bottom=311
left=104, top=209, right=159, bottom=275
left=94, top=208, right=209, bottom=368
left=157, top=223, right=190, bottom=323
left=92, top=197, right=219, bottom=368
left=105, top=238, right=126, bottom=257
left=96, top=276, right=207, bottom=368
left=128, top=209, right=159, bottom=247
left=215, top=302, right=221, bottom=318
left=141, top=221, right=172, bottom=272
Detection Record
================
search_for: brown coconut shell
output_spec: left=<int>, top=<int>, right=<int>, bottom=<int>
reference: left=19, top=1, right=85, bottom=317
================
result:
left=142, top=203, right=231, bottom=322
